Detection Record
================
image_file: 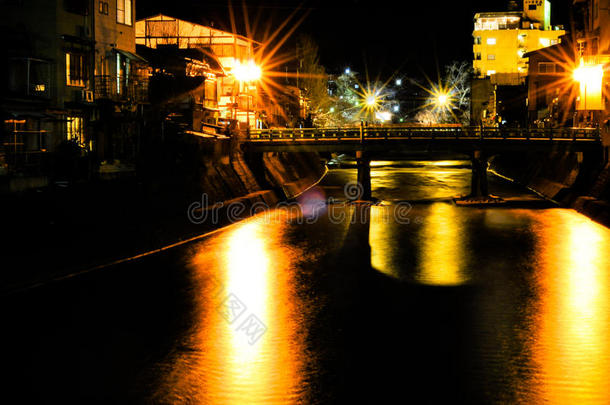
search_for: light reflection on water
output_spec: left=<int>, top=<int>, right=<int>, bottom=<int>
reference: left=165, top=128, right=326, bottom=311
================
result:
left=525, top=211, right=610, bottom=404
left=154, top=215, right=307, bottom=404
left=417, top=203, right=468, bottom=286
left=153, top=163, right=610, bottom=404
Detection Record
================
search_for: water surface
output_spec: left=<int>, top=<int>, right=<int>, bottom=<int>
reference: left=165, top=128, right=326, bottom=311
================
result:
left=3, top=161, right=610, bottom=404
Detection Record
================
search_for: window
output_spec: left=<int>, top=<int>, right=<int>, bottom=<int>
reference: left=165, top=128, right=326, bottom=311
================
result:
left=204, top=78, right=218, bottom=106
left=66, top=52, right=86, bottom=87
left=486, top=70, right=496, bottom=76
left=487, top=37, right=496, bottom=45
left=487, top=54, right=496, bottom=60
left=99, top=1, right=108, bottom=14
left=528, top=4, right=536, bottom=10
left=538, top=62, right=557, bottom=74
left=474, top=36, right=481, bottom=45
left=66, top=116, right=84, bottom=145
left=474, top=52, right=481, bottom=60
left=539, top=38, right=551, bottom=47
left=116, top=0, right=132, bottom=25
left=116, top=52, right=130, bottom=95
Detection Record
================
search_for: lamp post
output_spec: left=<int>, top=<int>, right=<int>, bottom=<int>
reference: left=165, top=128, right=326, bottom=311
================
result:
left=233, top=60, right=262, bottom=133
left=574, top=60, right=604, bottom=126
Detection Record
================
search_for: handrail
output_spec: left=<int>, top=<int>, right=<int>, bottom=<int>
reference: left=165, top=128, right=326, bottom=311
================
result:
left=247, top=126, right=600, bottom=142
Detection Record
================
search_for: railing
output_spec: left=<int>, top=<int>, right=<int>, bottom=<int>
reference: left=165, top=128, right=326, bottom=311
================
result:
left=95, top=75, right=149, bottom=103
left=247, top=126, right=601, bottom=142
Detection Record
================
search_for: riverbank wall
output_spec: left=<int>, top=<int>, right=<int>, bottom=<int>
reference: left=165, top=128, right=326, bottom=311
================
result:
left=193, top=135, right=326, bottom=208
left=490, top=150, right=610, bottom=226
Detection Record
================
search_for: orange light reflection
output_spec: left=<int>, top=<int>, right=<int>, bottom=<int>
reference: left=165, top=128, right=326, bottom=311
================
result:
left=156, top=213, right=305, bottom=404
left=416, top=203, right=468, bottom=285
left=528, top=210, right=610, bottom=404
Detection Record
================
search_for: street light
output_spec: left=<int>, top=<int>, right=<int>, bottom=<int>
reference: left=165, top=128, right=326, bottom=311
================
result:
left=233, top=59, right=262, bottom=83
left=573, top=59, right=604, bottom=114
left=233, top=60, right=262, bottom=131
left=436, top=93, right=449, bottom=107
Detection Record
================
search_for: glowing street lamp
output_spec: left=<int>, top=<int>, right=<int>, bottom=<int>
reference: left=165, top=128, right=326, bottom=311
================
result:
left=233, top=60, right=262, bottom=131
left=436, top=93, right=450, bottom=108
left=233, top=59, right=262, bottom=83
left=573, top=59, right=604, bottom=112
left=366, top=95, right=377, bottom=107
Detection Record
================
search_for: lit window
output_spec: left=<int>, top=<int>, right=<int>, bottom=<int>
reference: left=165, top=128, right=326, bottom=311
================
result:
left=99, top=1, right=108, bottom=14
left=539, top=38, right=551, bottom=47
left=116, top=0, right=132, bottom=25
left=487, top=54, right=496, bottom=60
left=66, top=116, right=84, bottom=145
left=487, top=38, right=496, bottom=45
left=486, top=70, right=496, bottom=76
left=66, top=52, right=86, bottom=87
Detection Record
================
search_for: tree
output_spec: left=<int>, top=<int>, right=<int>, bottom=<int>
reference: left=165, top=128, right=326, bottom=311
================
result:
left=296, top=35, right=331, bottom=126
left=416, top=61, right=472, bottom=125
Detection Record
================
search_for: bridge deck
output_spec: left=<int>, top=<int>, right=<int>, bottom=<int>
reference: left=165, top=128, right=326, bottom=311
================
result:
left=244, top=126, right=601, bottom=153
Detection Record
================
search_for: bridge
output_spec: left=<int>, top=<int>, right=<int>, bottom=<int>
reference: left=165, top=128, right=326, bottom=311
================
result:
left=243, top=125, right=602, bottom=200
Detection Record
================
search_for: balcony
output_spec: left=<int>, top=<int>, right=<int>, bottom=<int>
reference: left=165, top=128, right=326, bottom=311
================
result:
left=95, top=75, right=148, bottom=103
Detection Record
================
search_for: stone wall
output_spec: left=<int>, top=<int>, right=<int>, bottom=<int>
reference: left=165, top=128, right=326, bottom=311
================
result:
left=490, top=150, right=610, bottom=226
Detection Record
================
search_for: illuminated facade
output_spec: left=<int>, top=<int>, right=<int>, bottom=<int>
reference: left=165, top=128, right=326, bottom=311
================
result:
left=136, top=15, right=261, bottom=129
left=473, top=0, right=565, bottom=85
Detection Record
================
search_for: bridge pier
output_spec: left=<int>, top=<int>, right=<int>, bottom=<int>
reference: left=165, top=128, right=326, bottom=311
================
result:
left=356, top=151, right=372, bottom=201
left=469, top=150, right=489, bottom=198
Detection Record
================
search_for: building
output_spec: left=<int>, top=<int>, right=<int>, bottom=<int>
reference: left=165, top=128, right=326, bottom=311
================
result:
left=137, top=44, right=226, bottom=134
left=93, top=0, right=148, bottom=168
left=135, top=15, right=261, bottom=130
left=525, top=41, right=577, bottom=126
left=2, top=0, right=95, bottom=181
left=1, top=0, right=148, bottom=185
left=473, top=0, right=565, bottom=86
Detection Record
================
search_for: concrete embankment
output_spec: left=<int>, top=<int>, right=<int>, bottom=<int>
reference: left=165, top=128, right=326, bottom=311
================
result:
left=490, top=150, right=610, bottom=226
left=195, top=136, right=326, bottom=210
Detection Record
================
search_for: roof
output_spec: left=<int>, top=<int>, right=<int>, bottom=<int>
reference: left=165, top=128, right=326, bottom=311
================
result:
left=523, top=39, right=572, bottom=59
left=474, top=11, right=523, bottom=19
left=136, top=14, right=261, bottom=46
left=116, top=49, right=148, bottom=64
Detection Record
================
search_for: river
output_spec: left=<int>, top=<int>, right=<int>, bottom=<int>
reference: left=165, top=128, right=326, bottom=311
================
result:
left=2, top=160, right=610, bottom=404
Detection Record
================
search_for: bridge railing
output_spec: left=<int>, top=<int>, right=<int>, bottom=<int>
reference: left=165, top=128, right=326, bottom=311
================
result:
left=248, top=126, right=600, bottom=141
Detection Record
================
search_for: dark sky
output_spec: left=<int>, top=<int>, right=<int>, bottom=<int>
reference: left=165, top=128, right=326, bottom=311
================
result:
left=138, top=0, right=570, bottom=79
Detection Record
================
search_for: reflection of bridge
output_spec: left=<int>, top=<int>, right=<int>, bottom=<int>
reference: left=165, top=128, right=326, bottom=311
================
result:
left=243, top=126, right=602, bottom=200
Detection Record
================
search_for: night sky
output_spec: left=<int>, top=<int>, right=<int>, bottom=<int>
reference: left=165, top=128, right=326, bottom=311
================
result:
left=138, top=0, right=571, bottom=79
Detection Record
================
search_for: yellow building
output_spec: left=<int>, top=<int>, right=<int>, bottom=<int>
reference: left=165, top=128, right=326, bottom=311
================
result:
left=473, top=0, right=565, bottom=85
